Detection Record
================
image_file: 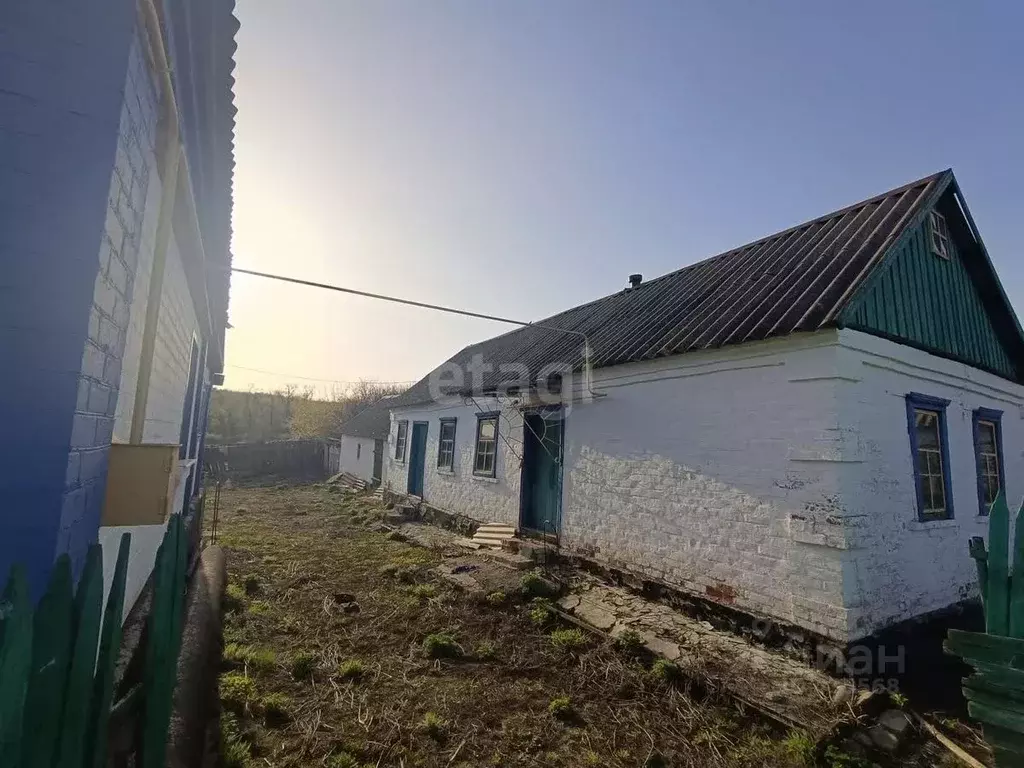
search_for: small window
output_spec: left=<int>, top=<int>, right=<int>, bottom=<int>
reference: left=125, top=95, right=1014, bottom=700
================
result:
left=974, top=408, right=1004, bottom=514
left=906, top=393, right=953, bottom=521
left=395, top=421, right=408, bottom=462
left=473, top=414, right=498, bottom=477
left=929, top=210, right=951, bottom=260
left=437, top=418, right=457, bottom=470
left=357, top=443, right=361, bottom=461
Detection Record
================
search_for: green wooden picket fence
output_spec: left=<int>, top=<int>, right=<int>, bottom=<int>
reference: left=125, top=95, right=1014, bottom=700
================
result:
left=946, top=491, right=1024, bottom=767
left=0, top=513, right=188, bottom=768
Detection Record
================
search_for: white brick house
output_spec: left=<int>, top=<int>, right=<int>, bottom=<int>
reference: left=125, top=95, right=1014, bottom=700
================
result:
left=385, top=170, right=1024, bottom=643
left=337, top=398, right=393, bottom=486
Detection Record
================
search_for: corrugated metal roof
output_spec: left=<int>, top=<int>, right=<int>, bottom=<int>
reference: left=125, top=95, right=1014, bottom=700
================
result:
left=394, top=171, right=951, bottom=406
left=340, top=398, right=397, bottom=439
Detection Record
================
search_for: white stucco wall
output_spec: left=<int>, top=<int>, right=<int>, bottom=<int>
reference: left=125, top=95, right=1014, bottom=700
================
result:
left=835, top=329, right=1024, bottom=639
left=386, top=398, right=525, bottom=527
left=339, top=435, right=380, bottom=484
left=99, top=521, right=167, bottom=622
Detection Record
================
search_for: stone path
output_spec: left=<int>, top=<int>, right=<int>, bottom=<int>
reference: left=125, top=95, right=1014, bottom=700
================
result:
left=558, top=574, right=855, bottom=736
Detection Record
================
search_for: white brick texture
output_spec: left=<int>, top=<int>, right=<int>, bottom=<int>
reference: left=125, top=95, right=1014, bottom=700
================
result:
left=387, top=330, right=1024, bottom=642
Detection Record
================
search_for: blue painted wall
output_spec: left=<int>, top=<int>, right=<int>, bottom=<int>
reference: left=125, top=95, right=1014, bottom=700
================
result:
left=0, top=0, right=136, bottom=593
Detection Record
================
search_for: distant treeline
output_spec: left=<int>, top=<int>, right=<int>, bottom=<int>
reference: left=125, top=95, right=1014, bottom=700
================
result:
left=207, top=381, right=405, bottom=444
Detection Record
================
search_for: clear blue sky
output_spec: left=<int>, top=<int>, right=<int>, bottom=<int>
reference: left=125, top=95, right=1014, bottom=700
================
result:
left=226, top=0, right=1024, bottom=393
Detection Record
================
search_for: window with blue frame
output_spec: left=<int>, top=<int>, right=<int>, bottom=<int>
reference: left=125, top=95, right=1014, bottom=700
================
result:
left=395, top=421, right=408, bottom=461
left=973, top=408, right=1004, bottom=514
left=905, top=393, right=953, bottom=521
left=437, top=418, right=457, bottom=470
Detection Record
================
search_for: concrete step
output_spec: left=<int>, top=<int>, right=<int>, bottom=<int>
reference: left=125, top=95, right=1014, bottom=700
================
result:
left=480, top=548, right=533, bottom=570
left=471, top=522, right=516, bottom=548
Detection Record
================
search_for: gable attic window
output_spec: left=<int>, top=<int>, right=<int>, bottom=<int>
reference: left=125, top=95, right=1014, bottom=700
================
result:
left=395, top=421, right=408, bottom=462
left=437, top=418, right=456, bottom=471
left=973, top=408, right=1005, bottom=515
left=905, top=393, right=953, bottom=521
left=929, top=210, right=951, bottom=260
left=473, top=414, right=498, bottom=477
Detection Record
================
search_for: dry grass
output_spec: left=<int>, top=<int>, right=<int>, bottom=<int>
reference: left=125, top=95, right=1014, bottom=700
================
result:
left=212, top=484, right=820, bottom=767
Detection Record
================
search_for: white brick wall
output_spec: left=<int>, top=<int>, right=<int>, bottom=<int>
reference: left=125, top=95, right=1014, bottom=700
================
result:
left=562, top=333, right=851, bottom=639
left=836, top=329, right=1024, bottom=639
left=339, top=435, right=379, bottom=484
left=386, top=398, right=525, bottom=527
left=141, top=231, right=200, bottom=444
left=388, top=329, right=1024, bottom=642
left=112, top=165, right=163, bottom=442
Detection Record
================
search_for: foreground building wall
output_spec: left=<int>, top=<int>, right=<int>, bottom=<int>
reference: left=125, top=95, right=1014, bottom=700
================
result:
left=836, top=329, right=1022, bottom=639
left=561, top=333, right=851, bottom=639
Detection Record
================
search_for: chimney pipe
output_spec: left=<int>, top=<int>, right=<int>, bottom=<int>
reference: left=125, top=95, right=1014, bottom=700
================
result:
left=628, top=273, right=643, bottom=289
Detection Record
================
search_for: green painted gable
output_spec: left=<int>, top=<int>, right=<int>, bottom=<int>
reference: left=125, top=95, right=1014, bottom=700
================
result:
left=840, top=197, right=1019, bottom=381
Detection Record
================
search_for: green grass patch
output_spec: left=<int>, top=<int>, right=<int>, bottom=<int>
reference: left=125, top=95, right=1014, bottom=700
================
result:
left=474, top=641, right=497, bottom=660
left=422, top=632, right=462, bottom=659
left=225, top=583, right=245, bottom=613
left=548, top=696, right=574, bottom=720
left=261, top=692, right=291, bottom=725
left=337, top=659, right=365, bottom=680
left=520, top=570, right=556, bottom=599
left=247, top=600, right=272, bottom=615
left=549, top=628, right=588, bottom=653
left=221, top=712, right=252, bottom=768
left=528, top=597, right=554, bottom=626
left=421, top=711, right=447, bottom=740
left=408, top=583, right=437, bottom=600
left=220, top=672, right=258, bottom=713
left=613, top=628, right=645, bottom=656
left=650, top=658, right=681, bottom=685
left=290, top=651, right=317, bottom=680
left=485, top=590, right=506, bottom=606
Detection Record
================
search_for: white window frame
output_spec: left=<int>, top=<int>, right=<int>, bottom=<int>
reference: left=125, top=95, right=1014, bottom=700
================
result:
left=929, top=210, right=951, bottom=260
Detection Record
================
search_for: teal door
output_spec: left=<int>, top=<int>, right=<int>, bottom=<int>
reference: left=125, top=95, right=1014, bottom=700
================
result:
left=408, top=422, right=428, bottom=497
left=520, top=411, right=563, bottom=535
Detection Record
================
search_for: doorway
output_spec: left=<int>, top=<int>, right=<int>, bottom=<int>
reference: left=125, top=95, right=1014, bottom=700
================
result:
left=520, top=409, right=564, bottom=536
left=407, top=422, right=429, bottom=497
left=372, top=438, right=384, bottom=486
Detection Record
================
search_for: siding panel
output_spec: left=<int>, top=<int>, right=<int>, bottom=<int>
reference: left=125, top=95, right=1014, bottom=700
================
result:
left=842, top=213, right=1015, bottom=379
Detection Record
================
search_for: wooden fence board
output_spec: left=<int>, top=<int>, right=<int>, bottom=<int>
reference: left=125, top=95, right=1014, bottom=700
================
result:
left=56, top=545, right=104, bottom=768
left=989, top=492, right=1011, bottom=636
left=87, top=532, right=131, bottom=768
left=22, top=556, right=74, bottom=768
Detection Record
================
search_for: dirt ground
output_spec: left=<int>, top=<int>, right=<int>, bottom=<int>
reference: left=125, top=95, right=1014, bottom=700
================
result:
left=211, top=484, right=969, bottom=768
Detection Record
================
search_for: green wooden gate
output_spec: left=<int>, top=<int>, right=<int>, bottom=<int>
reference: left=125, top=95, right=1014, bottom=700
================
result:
left=0, top=514, right=189, bottom=768
left=946, top=491, right=1024, bottom=767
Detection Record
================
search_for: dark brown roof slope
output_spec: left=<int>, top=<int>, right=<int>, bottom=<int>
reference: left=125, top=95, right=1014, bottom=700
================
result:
left=340, top=398, right=396, bottom=439
left=394, top=171, right=951, bottom=406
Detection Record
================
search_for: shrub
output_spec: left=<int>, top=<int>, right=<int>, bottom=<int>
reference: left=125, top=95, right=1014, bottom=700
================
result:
left=409, top=584, right=437, bottom=600
left=614, top=628, right=645, bottom=656
left=475, top=641, right=497, bottom=660
left=650, top=658, right=682, bottom=684
left=421, top=711, right=447, bottom=740
left=422, top=632, right=462, bottom=659
left=548, top=696, right=574, bottom=720
left=549, top=628, right=588, bottom=653
left=486, top=591, right=506, bottom=606
left=520, top=570, right=556, bottom=599
left=219, top=673, right=257, bottom=712
left=261, top=692, right=291, bottom=725
left=337, top=659, right=365, bottom=680
left=290, top=651, right=317, bottom=680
